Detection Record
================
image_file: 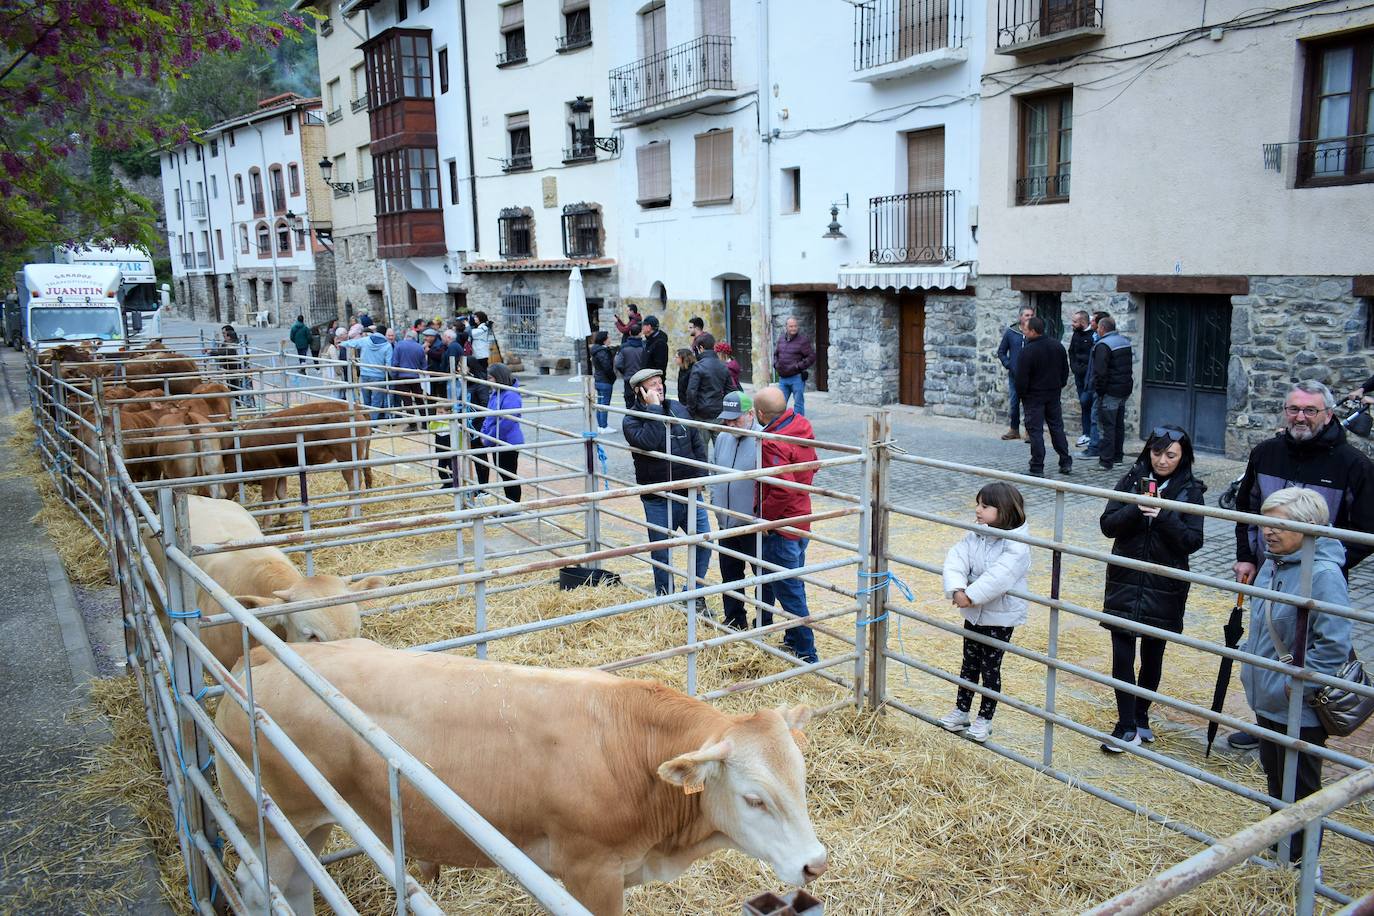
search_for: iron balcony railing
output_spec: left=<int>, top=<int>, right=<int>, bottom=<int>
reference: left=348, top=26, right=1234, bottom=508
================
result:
left=608, top=35, right=732, bottom=119
left=251, top=191, right=265, bottom=215
left=1015, top=170, right=1070, bottom=203
left=1297, top=133, right=1374, bottom=183
left=502, top=152, right=533, bottom=172
left=187, top=197, right=207, bottom=219
left=853, top=0, right=964, bottom=70
left=333, top=184, right=351, bottom=198
left=196, top=251, right=210, bottom=269
left=179, top=252, right=194, bottom=270
left=350, top=96, right=367, bottom=113
left=497, top=39, right=527, bottom=67
left=320, top=17, right=333, bottom=36
left=357, top=177, right=375, bottom=191
left=326, top=107, right=343, bottom=124
left=271, top=190, right=286, bottom=211
left=869, top=190, right=957, bottom=263
left=557, top=28, right=592, bottom=52
left=996, top=0, right=1102, bottom=49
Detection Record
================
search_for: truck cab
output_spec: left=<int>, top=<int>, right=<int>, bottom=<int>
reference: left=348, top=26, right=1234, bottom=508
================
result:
left=15, top=264, right=126, bottom=352
left=52, top=243, right=161, bottom=338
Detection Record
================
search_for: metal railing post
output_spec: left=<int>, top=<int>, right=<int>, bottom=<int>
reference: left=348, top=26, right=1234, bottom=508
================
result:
left=474, top=512, right=488, bottom=660
left=1279, top=533, right=1317, bottom=863
left=1044, top=487, right=1065, bottom=766
left=686, top=482, right=699, bottom=696
left=582, top=374, right=602, bottom=562
left=866, top=410, right=892, bottom=712
left=296, top=431, right=313, bottom=575
left=388, top=761, right=409, bottom=916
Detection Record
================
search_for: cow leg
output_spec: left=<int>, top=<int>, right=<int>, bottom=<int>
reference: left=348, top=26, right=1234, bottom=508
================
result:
left=558, top=859, right=626, bottom=916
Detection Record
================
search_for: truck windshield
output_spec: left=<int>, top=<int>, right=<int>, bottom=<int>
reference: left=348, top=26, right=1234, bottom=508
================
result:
left=30, top=306, right=123, bottom=342
left=122, top=283, right=160, bottom=312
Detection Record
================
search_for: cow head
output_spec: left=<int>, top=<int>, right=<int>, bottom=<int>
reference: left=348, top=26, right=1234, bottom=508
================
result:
left=234, top=575, right=387, bottom=643
left=658, top=704, right=827, bottom=887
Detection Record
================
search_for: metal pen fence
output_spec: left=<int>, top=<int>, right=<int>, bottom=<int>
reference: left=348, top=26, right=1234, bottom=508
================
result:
left=21, top=339, right=1374, bottom=914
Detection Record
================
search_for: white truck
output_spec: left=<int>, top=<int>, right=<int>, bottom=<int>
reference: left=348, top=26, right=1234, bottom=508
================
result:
left=14, top=263, right=127, bottom=351
left=53, top=243, right=162, bottom=338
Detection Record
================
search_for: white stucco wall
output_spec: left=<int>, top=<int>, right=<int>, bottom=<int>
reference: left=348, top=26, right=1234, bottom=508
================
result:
left=978, top=0, right=1374, bottom=276
left=316, top=0, right=379, bottom=238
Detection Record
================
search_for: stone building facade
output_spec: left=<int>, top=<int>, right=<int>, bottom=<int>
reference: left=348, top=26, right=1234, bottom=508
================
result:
left=462, top=264, right=620, bottom=370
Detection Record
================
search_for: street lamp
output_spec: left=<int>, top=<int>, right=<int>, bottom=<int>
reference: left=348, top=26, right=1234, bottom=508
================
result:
left=317, top=156, right=353, bottom=193
left=822, top=203, right=846, bottom=240
left=569, top=97, right=620, bottom=154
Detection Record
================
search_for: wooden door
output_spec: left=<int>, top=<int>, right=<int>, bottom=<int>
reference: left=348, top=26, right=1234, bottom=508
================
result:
left=1140, top=295, right=1232, bottom=454
left=209, top=281, right=222, bottom=323
left=724, top=279, right=752, bottom=377
left=905, top=127, right=945, bottom=262
left=812, top=295, right=829, bottom=392
left=899, top=294, right=925, bottom=406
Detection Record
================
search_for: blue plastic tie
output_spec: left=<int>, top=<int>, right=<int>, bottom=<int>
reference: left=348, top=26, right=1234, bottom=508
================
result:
left=582, top=431, right=613, bottom=490
left=167, top=607, right=201, bottom=620
left=856, top=570, right=914, bottom=626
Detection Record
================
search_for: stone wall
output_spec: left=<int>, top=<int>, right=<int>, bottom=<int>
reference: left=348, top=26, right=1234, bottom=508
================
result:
left=826, top=289, right=899, bottom=406
left=923, top=293, right=978, bottom=419
left=1227, top=275, right=1370, bottom=457
left=332, top=227, right=411, bottom=324
left=770, top=294, right=819, bottom=391
left=464, top=268, right=620, bottom=369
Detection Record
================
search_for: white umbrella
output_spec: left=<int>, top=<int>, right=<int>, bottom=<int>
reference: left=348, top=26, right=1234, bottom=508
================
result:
left=564, top=266, right=592, bottom=381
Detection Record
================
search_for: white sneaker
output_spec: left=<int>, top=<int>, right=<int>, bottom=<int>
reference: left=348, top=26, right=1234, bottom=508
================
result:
left=968, top=717, right=992, bottom=743
left=938, top=708, right=970, bottom=732
left=1076, top=435, right=1091, bottom=446
left=600, top=426, right=616, bottom=434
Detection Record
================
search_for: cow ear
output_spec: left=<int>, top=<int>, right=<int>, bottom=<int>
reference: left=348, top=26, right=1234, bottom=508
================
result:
left=271, top=589, right=294, bottom=602
left=350, top=575, right=388, bottom=593
left=233, top=595, right=285, bottom=610
left=658, top=739, right=733, bottom=790
left=780, top=705, right=814, bottom=733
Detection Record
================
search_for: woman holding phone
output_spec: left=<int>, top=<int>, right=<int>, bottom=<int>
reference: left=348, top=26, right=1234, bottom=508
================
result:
left=1098, top=424, right=1206, bottom=752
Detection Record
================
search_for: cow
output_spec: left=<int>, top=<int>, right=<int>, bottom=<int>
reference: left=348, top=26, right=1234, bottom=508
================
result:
left=123, top=348, right=204, bottom=396
left=215, top=640, right=828, bottom=916
left=144, top=496, right=385, bottom=668
left=190, top=381, right=233, bottom=424
left=227, top=400, right=373, bottom=526
left=151, top=408, right=227, bottom=498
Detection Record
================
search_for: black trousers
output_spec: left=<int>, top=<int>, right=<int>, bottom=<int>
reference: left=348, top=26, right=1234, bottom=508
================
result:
left=475, top=447, right=521, bottom=503
left=1023, top=395, right=1072, bottom=472
left=434, top=432, right=457, bottom=489
left=1256, top=714, right=1328, bottom=864
left=718, top=531, right=758, bottom=628
left=1110, top=630, right=1167, bottom=729
left=957, top=622, right=1014, bottom=720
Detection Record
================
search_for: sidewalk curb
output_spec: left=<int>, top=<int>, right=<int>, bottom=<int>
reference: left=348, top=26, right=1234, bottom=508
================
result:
left=41, top=546, right=99, bottom=687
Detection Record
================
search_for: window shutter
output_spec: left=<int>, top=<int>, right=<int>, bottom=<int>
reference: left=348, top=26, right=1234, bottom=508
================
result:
left=500, top=1, right=524, bottom=32
left=562, top=0, right=588, bottom=10
left=694, top=130, right=732, bottom=204
left=637, top=142, right=671, bottom=205
left=508, top=111, right=530, bottom=131
left=699, top=0, right=730, bottom=36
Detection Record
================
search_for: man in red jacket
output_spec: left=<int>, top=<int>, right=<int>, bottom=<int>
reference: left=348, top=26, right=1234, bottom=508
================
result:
left=754, top=386, right=819, bottom=663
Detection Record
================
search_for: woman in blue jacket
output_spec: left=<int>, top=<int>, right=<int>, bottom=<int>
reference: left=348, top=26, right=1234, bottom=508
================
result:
left=478, top=362, right=525, bottom=504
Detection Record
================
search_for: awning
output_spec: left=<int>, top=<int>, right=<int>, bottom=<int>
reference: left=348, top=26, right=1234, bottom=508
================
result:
left=463, top=257, right=615, bottom=274
left=392, top=257, right=450, bottom=295
left=837, top=263, right=972, bottom=292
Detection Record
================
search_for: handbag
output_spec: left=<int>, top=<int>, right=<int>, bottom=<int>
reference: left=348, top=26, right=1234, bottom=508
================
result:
left=1266, top=604, right=1374, bottom=737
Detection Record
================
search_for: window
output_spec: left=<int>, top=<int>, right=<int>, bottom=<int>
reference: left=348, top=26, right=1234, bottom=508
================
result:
left=1030, top=292, right=1063, bottom=341
left=1299, top=29, right=1374, bottom=185
left=210, top=175, right=218, bottom=199
left=351, top=63, right=366, bottom=104
left=174, top=188, right=182, bottom=220
left=398, top=0, right=408, bottom=19
left=560, top=1, right=591, bottom=50
left=420, top=0, right=429, bottom=8
left=373, top=147, right=441, bottom=214
left=438, top=47, right=449, bottom=93
left=447, top=158, right=459, bottom=204
left=210, top=139, right=219, bottom=157
left=228, top=129, right=235, bottom=147
left=270, top=166, right=286, bottom=211
left=277, top=223, right=291, bottom=254
left=499, top=2, right=527, bottom=65
left=640, top=3, right=667, bottom=58
left=195, top=145, right=202, bottom=161
left=356, top=145, right=370, bottom=181
left=637, top=141, right=671, bottom=207
left=288, top=163, right=300, bottom=195
left=504, top=280, right=539, bottom=350
left=239, top=225, right=249, bottom=254
left=215, top=229, right=224, bottom=260
left=505, top=112, right=532, bottom=171
left=781, top=167, right=801, bottom=213
left=694, top=128, right=733, bottom=205
left=295, top=227, right=307, bottom=249
left=334, top=153, right=347, bottom=194
left=256, top=222, right=270, bottom=255
left=498, top=208, right=534, bottom=258
left=365, top=30, right=434, bottom=107
left=562, top=203, right=602, bottom=258
left=283, top=112, right=293, bottom=134
left=1365, top=298, right=1374, bottom=348
left=1016, top=89, right=1072, bottom=204
left=250, top=169, right=264, bottom=214
left=282, top=281, right=293, bottom=304
left=327, top=77, right=342, bottom=111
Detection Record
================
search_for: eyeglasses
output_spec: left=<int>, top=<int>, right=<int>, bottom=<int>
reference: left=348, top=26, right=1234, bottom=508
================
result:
left=1283, top=405, right=1327, bottom=418
left=1149, top=426, right=1185, bottom=442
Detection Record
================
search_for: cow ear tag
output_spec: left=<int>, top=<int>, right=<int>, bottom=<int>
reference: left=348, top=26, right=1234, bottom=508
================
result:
left=683, top=782, right=704, bottom=796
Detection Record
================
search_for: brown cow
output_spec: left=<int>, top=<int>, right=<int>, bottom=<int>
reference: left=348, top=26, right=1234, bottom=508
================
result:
left=215, top=640, right=827, bottom=916
left=123, top=348, right=203, bottom=395
left=227, top=400, right=372, bottom=526
left=151, top=408, right=227, bottom=498
left=190, top=381, right=233, bottom=424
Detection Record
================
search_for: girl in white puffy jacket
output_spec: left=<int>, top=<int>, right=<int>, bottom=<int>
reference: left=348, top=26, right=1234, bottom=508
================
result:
left=938, top=482, right=1031, bottom=743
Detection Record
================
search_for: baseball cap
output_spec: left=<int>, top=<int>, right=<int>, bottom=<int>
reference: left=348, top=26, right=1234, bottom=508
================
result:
left=718, top=390, right=753, bottom=420
left=629, top=367, right=663, bottom=387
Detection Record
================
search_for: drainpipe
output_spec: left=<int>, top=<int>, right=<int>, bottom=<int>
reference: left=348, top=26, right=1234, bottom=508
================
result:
left=254, top=124, right=283, bottom=325
left=755, top=0, right=773, bottom=387
left=198, top=142, right=219, bottom=321
left=458, top=0, right=480, bottom=253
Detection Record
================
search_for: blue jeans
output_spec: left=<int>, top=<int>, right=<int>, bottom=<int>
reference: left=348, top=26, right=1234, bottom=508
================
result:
left=779, top=374, right=806, bottom=416
left=641, top=494, right=711, bottom=597
left=594, top=381, right=613, bottom=428
left=1083, top=390, right=1101, bottom=450
left=760, top=533, right=817, bottom=661
left=362, top=378, right=390, bottom=417
left=1006, top=373, right=1022, bottom=430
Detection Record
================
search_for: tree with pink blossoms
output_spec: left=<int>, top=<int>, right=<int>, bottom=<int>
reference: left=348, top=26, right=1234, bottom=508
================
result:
left=0, top=1, right=308, bottom=275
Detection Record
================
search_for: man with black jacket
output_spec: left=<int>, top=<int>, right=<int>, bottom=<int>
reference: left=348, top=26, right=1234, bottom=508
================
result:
left=1015, top=316, right=1073, bottom=477
left=1225, top=379, right=1374, bottom=751
left=1092, top=315, right=1134, bottom=470
left=1068, top=310, right=1095, bottom=443
left=613, top=324, right=645, bottom=408
left=684, top=332, right=730, bottom=422
left=641, top=315, right=669, bottom=374
left=622, top=368, right=712, bottom=605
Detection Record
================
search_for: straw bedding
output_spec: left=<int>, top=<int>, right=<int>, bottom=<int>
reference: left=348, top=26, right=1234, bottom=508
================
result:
left=14, top=412, right=1373, bottom=913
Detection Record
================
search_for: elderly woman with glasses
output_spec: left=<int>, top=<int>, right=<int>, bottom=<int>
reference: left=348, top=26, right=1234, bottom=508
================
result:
left=1097, top=424, right=1207, bottom=753
left=1240, top=486, right=1351, bottom=864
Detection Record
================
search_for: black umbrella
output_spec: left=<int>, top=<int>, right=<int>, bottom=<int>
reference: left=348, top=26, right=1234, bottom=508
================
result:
left=1206, top=578, right=1249, bottom=757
